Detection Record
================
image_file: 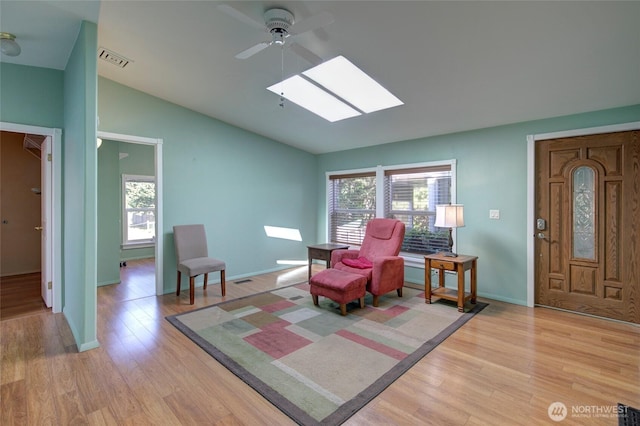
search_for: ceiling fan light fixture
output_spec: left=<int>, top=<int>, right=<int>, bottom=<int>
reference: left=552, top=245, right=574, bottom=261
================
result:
left=0, top=32, right=21, bottom=57
left=264, top=8, right=294, bottom=32
left=271, top=28, right=287, bottom=45
left=220, top=4, right=333, bottom=62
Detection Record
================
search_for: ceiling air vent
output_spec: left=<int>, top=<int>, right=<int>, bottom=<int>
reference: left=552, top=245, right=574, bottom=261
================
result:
left=98, top=47, right=132, bottom=68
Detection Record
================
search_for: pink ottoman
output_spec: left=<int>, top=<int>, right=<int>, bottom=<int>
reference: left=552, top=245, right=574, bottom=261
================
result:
left=309, top=268, right=367, bottom=316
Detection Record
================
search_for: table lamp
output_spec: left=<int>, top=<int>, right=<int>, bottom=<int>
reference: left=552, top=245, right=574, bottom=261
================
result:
left=434, top=204, right=464, bottom=257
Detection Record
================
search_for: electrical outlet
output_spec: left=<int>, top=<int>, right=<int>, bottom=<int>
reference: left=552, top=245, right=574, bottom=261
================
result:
left=489, top=209, right=500, bottom=220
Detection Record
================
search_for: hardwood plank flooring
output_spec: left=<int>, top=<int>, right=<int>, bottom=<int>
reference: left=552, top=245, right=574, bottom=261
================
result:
left=1, top=263, right=638, bottom=425
left=99, top=257, right=156, bottom=303
left=0, top=273, right=48, bottom=321
left=0, top=258, right=155, bottom=321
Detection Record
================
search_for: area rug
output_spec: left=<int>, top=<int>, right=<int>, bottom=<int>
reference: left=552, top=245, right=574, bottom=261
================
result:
left=166, top=283, right=487, bottom=425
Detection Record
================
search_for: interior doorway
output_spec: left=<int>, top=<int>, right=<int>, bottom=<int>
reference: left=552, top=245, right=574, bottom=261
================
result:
left=98, top=137, right=157, bottom=299
left=0, top=131, right=46, bottom=319
left=0, top=122, right=61, bottom=314
left=97, top=131, right=164, bottom=297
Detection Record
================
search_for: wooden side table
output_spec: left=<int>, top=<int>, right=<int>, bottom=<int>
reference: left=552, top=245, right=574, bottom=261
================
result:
left=424, top=253, right=478, bottom=312
left=307, top=243, right=350, bottom=280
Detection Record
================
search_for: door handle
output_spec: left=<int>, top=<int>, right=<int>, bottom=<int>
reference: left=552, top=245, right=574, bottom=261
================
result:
left=536, top=232, right=549, bottom=241
left=34, top=226, right=43, bottom=231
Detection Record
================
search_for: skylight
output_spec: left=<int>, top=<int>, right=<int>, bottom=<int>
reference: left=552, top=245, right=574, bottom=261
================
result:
left=266, top=55, right=403, bottom=122
left=303, top=56, right=404, bottom=114
left=267, top=75, right=361, bottom=122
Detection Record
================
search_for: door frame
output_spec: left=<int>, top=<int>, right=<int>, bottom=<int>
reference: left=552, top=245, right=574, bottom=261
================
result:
left=526, top=121, right=640, bottom=307
left=40, top=135, right=52, bottom=307
left=97, top=131, right=164, bottom=296
left=1, top=121, right=62, bottom=312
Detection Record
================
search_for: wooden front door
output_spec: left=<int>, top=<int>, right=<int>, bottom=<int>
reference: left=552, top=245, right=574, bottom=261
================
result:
left=535, top=130, right=640, bottom=323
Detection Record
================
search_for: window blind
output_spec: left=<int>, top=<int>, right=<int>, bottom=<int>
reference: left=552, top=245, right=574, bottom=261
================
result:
left=384, top=166, right=451, bottom=255
left=328, top=172, right=376, bottom=245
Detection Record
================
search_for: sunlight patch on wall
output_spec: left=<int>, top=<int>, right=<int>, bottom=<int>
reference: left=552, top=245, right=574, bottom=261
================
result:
left=264, top=225, right=302, bottom=241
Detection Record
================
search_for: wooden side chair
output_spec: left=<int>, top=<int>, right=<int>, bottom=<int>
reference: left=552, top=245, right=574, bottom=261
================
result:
left=173, top=224, right=226, bottom=304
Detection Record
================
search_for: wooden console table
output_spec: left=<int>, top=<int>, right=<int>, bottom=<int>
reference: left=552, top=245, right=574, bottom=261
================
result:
left=307, top=243, right=350, bottom=280
left=424, top=253, right=478, bottom=312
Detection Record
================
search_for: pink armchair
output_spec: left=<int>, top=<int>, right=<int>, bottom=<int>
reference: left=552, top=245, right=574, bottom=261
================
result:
left=331, top=218, right=405, bottom=307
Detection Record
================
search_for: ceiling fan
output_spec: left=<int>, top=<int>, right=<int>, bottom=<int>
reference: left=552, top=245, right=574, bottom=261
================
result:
left=218, top=3, right=334, bottom=66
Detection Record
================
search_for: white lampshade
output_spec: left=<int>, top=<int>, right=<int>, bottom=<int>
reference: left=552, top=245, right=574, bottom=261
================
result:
left=434, top=204, right=465, bottom=228
left=0, top=33, right=21, bottom=57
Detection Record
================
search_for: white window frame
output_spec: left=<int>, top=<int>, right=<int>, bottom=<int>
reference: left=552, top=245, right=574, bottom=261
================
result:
left=327, top=167, right=377, bottom=246
left=122, top=174, right=156, bottom=248
left=326, top=160, right=457, bottom=268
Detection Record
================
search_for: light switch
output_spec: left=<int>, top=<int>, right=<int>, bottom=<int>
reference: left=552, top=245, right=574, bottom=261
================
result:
left=489, top=209, right=500, bottom=220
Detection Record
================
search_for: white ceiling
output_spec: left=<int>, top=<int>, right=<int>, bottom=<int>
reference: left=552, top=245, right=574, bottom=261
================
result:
left=2, top=1, right=640, bottom=154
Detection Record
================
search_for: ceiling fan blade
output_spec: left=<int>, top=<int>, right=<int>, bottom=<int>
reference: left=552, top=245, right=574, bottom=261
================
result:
left=217, top=3, right=266, bottom=31
left=289, top=43, right=323, bottom=66
left=290, top=11, right=334, bottom=35
left=236, top=42, right=270, bottom=59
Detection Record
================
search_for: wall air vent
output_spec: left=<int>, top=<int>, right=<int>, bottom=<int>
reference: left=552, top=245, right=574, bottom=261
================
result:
left=98, top=47, right=132, bottom=68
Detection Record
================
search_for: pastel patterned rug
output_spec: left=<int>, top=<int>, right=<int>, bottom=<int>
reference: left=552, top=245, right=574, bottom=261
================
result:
left=166, top=283, right=486, bottom=425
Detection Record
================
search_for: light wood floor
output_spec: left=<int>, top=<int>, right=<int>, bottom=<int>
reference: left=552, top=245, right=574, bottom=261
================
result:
left=0, top=273, right=48, bottom=321
left=99, top=257, right=156, bottom=303
left=1, top=263, right=638, bottom=425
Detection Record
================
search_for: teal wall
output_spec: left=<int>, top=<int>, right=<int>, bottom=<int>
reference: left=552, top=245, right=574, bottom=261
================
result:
left=97, top=139, right=155, bottom=286
left=119, top=141, right=155, bottom=175
left=97, top=77, right=318, bottom=294
left=62, top=21, right=99, bottom=351
left=97, top=139, right=121, bottom=286
left=317, top=104, right=640, bottom=305
left=0, top=63, right=64, bottom=127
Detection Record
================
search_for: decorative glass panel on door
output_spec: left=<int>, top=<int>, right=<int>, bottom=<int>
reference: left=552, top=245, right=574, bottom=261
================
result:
left=572, top=166, right=595, bottom=259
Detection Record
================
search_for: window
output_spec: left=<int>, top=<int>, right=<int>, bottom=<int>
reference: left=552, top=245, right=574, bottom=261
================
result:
left=122, top=174, right=156, bottom=246
left=327, top=161, right=455, bottom=259
left=328, top=171, right=376, bottom=245
left=384, top=165, right=452, bottom=255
